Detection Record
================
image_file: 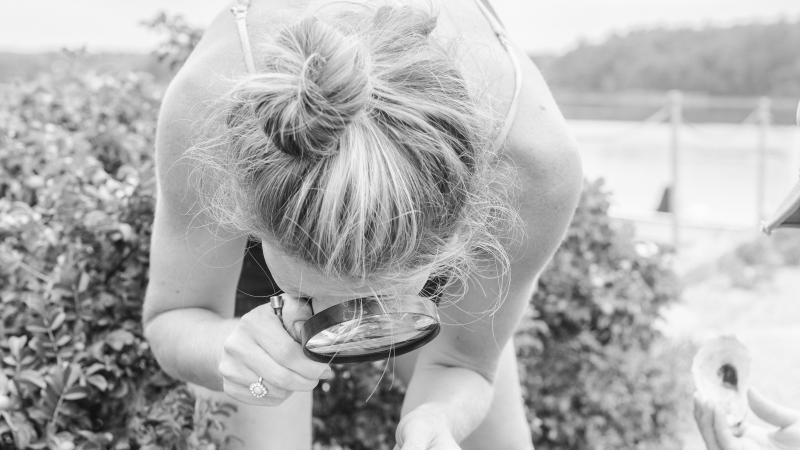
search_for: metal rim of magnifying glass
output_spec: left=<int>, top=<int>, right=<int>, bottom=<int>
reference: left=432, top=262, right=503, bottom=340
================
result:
left=300, top=296, right=441, bottom=364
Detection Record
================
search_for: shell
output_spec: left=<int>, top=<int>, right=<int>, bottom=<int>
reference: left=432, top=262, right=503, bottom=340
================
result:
left=692, top=335, right=752, bottom=426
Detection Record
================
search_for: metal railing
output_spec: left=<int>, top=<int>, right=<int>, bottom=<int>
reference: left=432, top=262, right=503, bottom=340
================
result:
left=557, top=91, right=800, bottom=251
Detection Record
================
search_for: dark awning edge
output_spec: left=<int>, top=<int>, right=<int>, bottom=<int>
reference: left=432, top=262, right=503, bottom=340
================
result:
left=762, top=178, right=800, bottom=235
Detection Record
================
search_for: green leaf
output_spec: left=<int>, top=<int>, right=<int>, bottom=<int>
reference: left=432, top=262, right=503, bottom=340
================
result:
left=84, top=363, right=106, bottom=375
left=15, top=369, right=46, bottom=390
left=62, top=386, right=89, bottom=401
left=19, top=355, right=37, bottom=367
left=47, top=368, right=65, bottom=398
left=25, top=324, right=49, bottom=334
left=77, top=272, right=91, bottom=293
left=0, top=371, right=9, bottom=395
left=86, top=375, right=108, bottom=392
left=7, top=335, right=27, bottom=357
left=29, top=409, right=51, bottom=423
left=49, top=311, right=66, bottom=331
left=56, top=334, right=72, bottom=347
left=105, top=329, right=135, bottom=351
left=65, top=364, right=82, bottom=389
left=4, top=411, right=38, bottom=448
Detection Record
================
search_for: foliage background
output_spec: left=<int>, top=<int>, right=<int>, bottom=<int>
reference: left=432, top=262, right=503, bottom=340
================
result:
left=0, top=15, right=688, bottom=450
left=533, top=20, right=800, bottom=97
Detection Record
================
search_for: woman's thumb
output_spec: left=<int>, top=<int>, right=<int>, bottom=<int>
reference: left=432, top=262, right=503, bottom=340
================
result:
left=748, top=389, right=800, bottom=428
left=274, top=293, right=314, bottom=343
left=768, top=424, right=800, bottom=449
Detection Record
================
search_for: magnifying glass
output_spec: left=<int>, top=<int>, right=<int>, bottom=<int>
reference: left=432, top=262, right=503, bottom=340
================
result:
left=270, top=293, right=441, bottom=364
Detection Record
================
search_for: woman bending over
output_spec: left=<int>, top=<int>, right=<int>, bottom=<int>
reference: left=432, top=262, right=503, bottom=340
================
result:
left=142, top=0, right=582, bottom=448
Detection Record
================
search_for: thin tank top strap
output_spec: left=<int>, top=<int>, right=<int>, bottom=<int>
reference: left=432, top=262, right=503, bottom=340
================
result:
left=230, top=0, right=257, bottom=74
left=472, top=0, right=523, bottom=151
left=230, top=0, right=521, bottom=149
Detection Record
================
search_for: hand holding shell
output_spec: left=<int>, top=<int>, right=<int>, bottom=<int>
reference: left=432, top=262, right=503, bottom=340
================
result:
left=692, top=336, right=800, bottom=449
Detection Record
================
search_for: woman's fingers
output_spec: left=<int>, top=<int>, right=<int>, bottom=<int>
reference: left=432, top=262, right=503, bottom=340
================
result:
left=221, top=376, right=291, bottom=407
left=695, top=390, right=800, bottom=450
left=217, top=302, right=332, bottom=407
left=242, top=303, right=331, bottom=380
left=711, top=403, right=742, bottom=450
left=397, top=433, right=460, bottom=450
left=769, top=424, right=800, bottom=448
left=220, top=343, right=320, bottom=392
left=748, top=389, right=800, bottom=429
left=218, top=353, right=292, bottom=406
left=695, top=394, right=723, bottom=450
left=694, top=395, right=715, bottom=448
left=247, top=348, right=321, bottom=391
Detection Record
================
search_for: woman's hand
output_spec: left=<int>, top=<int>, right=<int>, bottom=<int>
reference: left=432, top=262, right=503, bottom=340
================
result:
left=217, top=295, right=332, bottom=406
left=694, top=390, right=800, bottom=449
left=394, top=405, right=461, bottom=450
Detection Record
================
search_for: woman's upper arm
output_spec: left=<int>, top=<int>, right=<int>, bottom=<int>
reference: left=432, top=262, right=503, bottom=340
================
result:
left=419, top=56, right=583, bottom=381
left=423, top=141, right=582, bottom=381
left=142, top=72, right=247, bottom=327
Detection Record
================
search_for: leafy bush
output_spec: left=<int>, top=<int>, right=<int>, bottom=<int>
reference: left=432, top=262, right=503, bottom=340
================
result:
left=714, top=229, right=800, bottom=289
left=0, top=67, right=236, bottom=450
left=518, top=180, right=686, bottom=450
left=0, top=17, right=686, bottom=450
left=312, top=363, right=404, bottom=450
left=140, top=13, right=204, bottom=73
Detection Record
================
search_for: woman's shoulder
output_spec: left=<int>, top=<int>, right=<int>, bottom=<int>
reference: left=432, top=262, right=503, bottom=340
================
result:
left=153, top=29, right=244, bottom=206
left=158, top=0, right=304, bottom=132
left=155, top=30, right=243, bottom=168
left=497, top=44, right=583, bottom=255
left=506, top=52, right=582, bottom=198
left=435, top=2, right=582, bottom=192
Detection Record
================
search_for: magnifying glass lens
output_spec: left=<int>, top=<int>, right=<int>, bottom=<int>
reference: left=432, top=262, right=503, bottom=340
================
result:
left=301, top=296, right=440, bottom=363
left=306, top=313, right=438, bottom=356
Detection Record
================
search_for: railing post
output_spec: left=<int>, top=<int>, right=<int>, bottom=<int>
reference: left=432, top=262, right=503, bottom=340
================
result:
left=756, top=97, right=771, bottom=225
left=669, top=90, right=683, bottom=252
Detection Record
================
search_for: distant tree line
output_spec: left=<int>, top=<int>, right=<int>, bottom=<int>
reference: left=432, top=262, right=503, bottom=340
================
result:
left=0, top=14, right=197, bottom=85
left=534, top=19, right=800, bottom=97
left=0, top=51, right=174, bottom=85
left=5, top=17, right=799, bottom=100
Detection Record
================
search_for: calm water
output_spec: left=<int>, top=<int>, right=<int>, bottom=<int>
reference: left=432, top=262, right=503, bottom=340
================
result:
left=571, top=120, right=800, bottom=229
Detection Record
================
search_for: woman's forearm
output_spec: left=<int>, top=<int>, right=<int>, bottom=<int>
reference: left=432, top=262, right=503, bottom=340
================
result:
left=400, top=362, right=494, bottom=442
left=143, top=308, right=239, bottom=391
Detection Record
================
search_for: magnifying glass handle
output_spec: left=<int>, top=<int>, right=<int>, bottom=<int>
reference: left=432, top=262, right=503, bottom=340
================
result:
left=269, top=294, right=285, bottom=318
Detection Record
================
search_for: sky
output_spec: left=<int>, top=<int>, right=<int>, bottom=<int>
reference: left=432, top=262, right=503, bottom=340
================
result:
left=2, top=1, right=800, bottom=55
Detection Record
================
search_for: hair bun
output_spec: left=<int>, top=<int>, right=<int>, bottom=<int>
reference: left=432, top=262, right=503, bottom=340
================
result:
left=255, top=17, right=371, bottom=161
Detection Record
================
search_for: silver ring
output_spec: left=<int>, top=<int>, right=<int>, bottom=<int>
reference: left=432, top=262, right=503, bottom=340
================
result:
left=249, top=376, right=268, bottom=399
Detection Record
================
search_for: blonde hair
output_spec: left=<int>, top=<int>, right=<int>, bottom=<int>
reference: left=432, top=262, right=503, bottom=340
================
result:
left=189, top=1, right=518, bottom=290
